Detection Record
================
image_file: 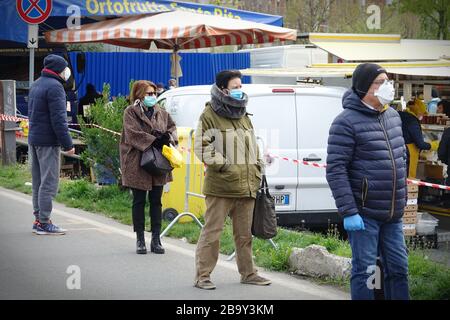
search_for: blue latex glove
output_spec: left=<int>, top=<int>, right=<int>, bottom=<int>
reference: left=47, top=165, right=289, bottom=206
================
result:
left=344, top=214, right=365, bottom=231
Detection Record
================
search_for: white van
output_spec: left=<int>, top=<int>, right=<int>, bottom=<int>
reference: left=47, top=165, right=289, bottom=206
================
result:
left=158, top=84, right=347, bottom=227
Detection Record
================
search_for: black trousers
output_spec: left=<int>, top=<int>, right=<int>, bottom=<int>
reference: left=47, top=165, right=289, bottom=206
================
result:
left=131, top=186, right=163, bottom=234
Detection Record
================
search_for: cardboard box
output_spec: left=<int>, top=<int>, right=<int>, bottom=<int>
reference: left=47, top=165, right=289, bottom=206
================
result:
left=405, top=204, right=418, bottom=212
left=408, top=192, right=419, bottom=200
left=403, top=224, right=416, bottom=237
left=407, top=184, right=419, bottom=193
left=404, top=229, right=417, bottom=236
left=403, top=211, right=417, bottom=218
left=416, top=162, right=426, bottom=180
left=407, top=198, right=418, bottom=206
left=403, top=216, right=418, bottom=224
left=425, top=164, right=444, bottom=179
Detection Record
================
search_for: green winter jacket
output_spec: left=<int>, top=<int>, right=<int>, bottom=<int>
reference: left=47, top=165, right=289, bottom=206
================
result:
left=194, top=102, right=262, bottom=198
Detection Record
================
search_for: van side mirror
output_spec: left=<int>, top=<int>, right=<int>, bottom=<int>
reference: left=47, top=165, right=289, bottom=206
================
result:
left=76, top=52, right=86, bottom=74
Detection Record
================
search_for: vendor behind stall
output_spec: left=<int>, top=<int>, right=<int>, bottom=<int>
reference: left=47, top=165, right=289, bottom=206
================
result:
left=438, top=126, right=450, bottom=186
left=437, top=100, right=450, bottom=117
left=399, top=98, right=435, bottom=178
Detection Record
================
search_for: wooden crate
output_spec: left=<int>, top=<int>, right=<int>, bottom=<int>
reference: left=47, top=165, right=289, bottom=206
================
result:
left=407, top=192, right=419, bottom=200
left=403, top=211, right=417, bottom=218
left=403, top=216, right=418, bottom=224
left=405, top=204, right=418, bottom=212
left=403, top=224, right=416, bottom=237
left=407, top=184, right=419, bottom=193
left=425, top=164, right=444, bottom=179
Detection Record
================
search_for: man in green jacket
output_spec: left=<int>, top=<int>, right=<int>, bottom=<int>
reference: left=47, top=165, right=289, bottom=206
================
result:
left=193, top=70, right=271, bottom=290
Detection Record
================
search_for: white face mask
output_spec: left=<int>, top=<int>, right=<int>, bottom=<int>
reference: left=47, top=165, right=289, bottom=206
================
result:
left=374, top=80, right=395, bottom=106
left=61, top=67, right=71, bottom=81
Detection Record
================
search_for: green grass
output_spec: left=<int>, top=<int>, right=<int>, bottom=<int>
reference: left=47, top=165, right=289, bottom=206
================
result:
left=408, top=250, right=450, bottom=300
left=1, top=163, right=449, bottom=300
left=0, top=163, right=33, bottom=194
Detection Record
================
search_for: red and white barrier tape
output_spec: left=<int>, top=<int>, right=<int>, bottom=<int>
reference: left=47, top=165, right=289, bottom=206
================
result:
left=266, top=152, right=328, bottom=168
left=0, top=114, right=28, bottom=122
left=71, top=123, right=122, bottom=137
left=265, top=152, right=450, bottom=191
left=407, top=179, right=450, bottom=191
left=0, top=114, right=122, bottom=137
left=3, top=113, right=448, bottom=190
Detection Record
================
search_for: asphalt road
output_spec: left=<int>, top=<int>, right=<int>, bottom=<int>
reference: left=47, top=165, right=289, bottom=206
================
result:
left=0, top=187, right=348, bottom=300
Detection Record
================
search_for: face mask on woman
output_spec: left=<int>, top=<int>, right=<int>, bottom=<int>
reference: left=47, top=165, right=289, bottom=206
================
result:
left=229, top=89, right=244, bottom=100
left=143, top=95, right=157, bottom=107
left=374, top=80, right=395, bottom=106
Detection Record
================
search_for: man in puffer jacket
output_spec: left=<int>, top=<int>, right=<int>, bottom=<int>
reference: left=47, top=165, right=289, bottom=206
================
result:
left=28, top=54, right=75, bottom=235
left=326, top=63, right=409, bottom=300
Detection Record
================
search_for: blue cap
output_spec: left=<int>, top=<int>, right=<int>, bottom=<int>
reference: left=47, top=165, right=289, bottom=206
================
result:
left=44, top=54, right=68, bottom=73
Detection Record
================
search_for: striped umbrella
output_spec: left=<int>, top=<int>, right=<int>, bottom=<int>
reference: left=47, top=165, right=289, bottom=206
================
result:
left=44, top=10, right=297, bottom=83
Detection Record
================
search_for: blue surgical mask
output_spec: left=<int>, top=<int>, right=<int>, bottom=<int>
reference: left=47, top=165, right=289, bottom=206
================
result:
left=143, top=95, right=157, bottom=107
left=230, top=89, right=244, bottom=100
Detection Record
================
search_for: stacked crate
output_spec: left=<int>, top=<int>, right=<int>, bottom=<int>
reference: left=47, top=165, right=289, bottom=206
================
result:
left=403, top=184, right=418, bottom=236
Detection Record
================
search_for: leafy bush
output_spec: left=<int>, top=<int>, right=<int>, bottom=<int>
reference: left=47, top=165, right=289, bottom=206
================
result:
left=78, top=83, right=129, bottom=183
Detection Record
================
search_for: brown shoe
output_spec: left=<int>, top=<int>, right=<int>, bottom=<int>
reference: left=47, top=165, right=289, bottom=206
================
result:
left=241, top=274, right=271, bottom=286
left=194, top=280, right=216, bottom=290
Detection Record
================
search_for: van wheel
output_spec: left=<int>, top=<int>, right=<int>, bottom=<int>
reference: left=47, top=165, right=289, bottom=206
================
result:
left=162, top=208, right=179, bottom=221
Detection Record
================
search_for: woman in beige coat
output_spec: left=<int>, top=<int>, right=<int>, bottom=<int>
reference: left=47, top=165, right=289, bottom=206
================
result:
left=120, top=80, right=177, bottom=254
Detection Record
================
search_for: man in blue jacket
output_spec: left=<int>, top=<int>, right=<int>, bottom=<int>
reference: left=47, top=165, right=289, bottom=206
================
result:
left=326, top=63, right=409, bottom=300
left=28, top=54, right=75, bottom=235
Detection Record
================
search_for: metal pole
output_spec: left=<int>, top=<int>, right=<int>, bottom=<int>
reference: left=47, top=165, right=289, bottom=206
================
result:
left=29, top=48, right=35, bottom=88
left=183, top=129, right=194, bottom=212
left=160, top=212, right=204, bottom=238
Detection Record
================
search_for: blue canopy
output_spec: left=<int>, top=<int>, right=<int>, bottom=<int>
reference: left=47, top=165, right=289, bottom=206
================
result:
left=0, top=0, right=283, bottom=46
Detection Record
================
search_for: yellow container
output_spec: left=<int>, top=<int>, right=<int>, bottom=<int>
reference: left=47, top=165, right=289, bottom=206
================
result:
left=161, top=127, right=206, bottom=223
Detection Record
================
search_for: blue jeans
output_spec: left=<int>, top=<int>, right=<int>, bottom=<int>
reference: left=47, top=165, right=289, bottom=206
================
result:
left=347, top=216, right=409, bottom=300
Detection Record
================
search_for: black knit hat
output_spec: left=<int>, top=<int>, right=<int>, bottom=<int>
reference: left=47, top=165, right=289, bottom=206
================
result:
left=352, top=63, right=387, bottom=99
left=44, top=54, right=68, bottom=73
left=215, top=70, right=242, bottom=89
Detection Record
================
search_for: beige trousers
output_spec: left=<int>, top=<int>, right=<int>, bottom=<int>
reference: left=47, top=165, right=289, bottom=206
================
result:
left=195, top=196, right=257, bottom=282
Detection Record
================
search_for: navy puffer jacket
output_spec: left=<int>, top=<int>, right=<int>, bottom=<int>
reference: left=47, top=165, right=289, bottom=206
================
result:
left=28, top=69, right=73, bottom=151
left=326, top=90, right=407, bottom=221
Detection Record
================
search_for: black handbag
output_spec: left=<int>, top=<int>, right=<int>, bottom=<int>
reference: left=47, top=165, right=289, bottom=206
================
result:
left=251, top=175, right=277, bottom=239
left=140, top=146, right=173, bottom=176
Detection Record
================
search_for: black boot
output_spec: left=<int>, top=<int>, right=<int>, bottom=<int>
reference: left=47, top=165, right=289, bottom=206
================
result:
left=150, top=232, right=165, bottom=254
left=136, top=231, right=147, bottom=254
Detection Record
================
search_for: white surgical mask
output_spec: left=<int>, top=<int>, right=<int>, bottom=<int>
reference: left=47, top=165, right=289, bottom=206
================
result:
left=61, top=67, right=71, bottom=82
left=374, top=80, right=395, bottom=106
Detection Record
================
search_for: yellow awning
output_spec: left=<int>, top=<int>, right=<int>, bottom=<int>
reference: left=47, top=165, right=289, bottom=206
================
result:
left=241, top=60, right=450, bottom=78
left=308, top=33, right=450, bottom=61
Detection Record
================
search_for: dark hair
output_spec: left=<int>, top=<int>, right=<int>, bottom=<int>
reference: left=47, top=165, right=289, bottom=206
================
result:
left=432, top=88, right=439, bottom=98
left=438, top=100, right=450, bottom=117
left=215, top=70, right=242, bottom=89
left=86, top=83, right=96, bottom=93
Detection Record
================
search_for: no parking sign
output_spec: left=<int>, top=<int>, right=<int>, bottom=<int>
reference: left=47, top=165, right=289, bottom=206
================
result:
left=16, top=0, right=52, bottom=24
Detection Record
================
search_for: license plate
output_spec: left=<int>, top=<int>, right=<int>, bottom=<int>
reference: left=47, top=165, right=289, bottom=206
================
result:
left=273, top=194, right=289, bottom=206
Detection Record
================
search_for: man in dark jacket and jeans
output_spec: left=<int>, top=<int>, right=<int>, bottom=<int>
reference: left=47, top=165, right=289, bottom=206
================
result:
left=28, top=54, right=75, bottom=235
left=326, top=63, right=409, bottom=300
